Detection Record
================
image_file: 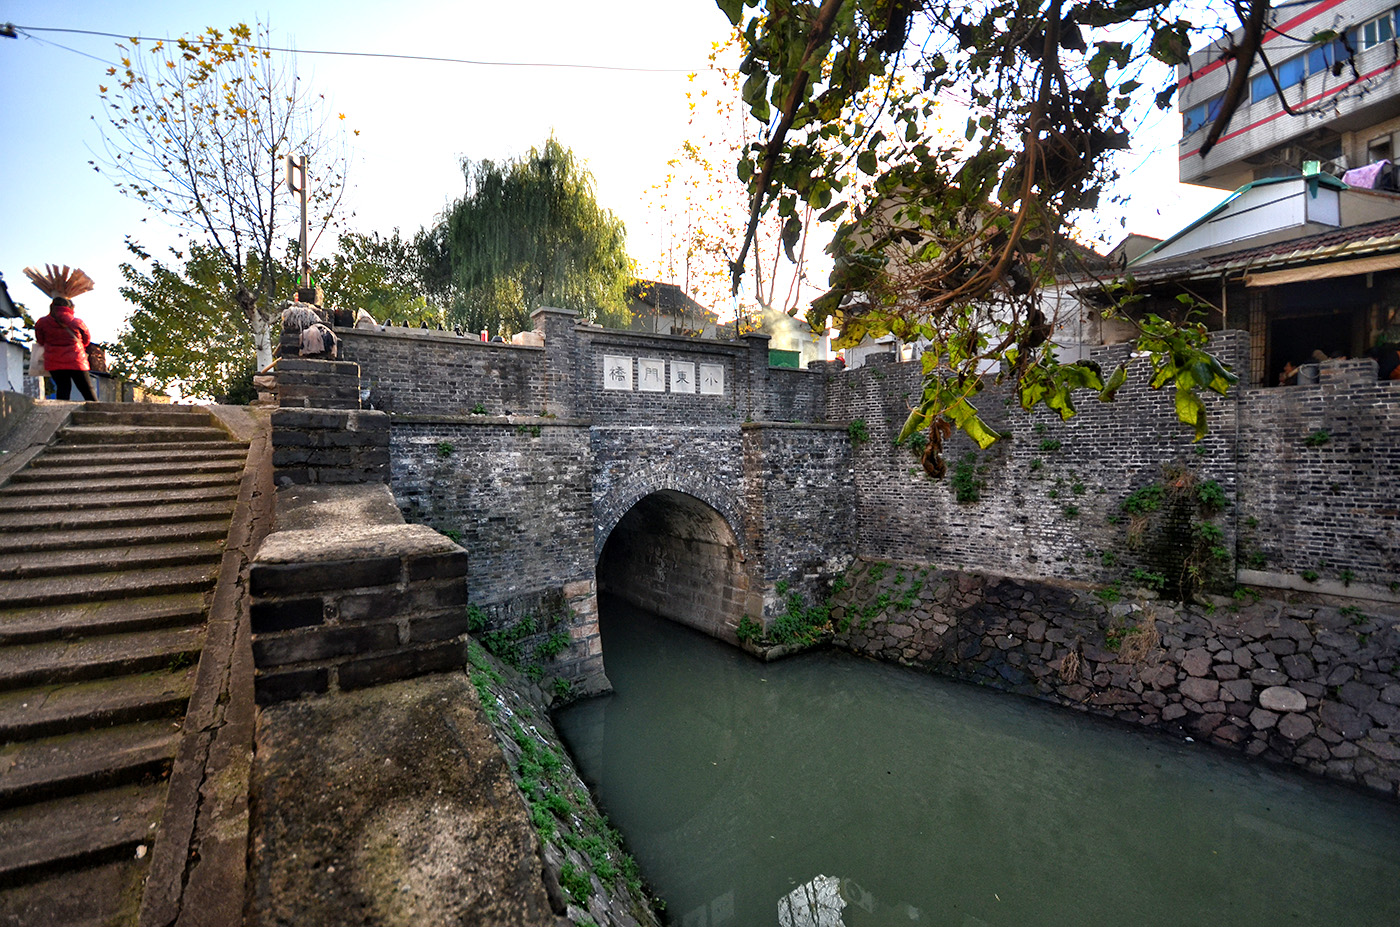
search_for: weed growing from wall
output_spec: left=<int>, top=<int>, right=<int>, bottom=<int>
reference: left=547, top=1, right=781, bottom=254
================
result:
left=1114, top=461, right=1232, bottom=600
left=1303, top=428, right=1331, bottom=447
left=950, top=453, right=984, bottom=503
left=475, top=603, right=576, bottom=694
left=847, top=418, right=870, bottom=446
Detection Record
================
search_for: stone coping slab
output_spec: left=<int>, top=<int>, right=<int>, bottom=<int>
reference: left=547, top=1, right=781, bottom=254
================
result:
left=257, top=484, right=457, bottom=564
left=247, top=671, right=565, bottom=926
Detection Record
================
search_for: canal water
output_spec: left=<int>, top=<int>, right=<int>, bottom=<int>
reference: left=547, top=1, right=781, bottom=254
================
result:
left=554, top=596, right=1400, bottom=927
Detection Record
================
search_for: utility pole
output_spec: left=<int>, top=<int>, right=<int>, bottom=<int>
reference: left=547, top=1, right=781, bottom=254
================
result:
left=285, top=153, right=310, bottom=286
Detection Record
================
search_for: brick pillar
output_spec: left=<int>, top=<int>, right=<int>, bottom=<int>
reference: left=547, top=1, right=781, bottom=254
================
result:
left=740, top=331, right=772, bottom=422
left=531, top=306, right=582, bottom=418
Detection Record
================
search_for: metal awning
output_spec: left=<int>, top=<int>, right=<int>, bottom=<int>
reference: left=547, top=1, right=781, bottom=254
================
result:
left=1244, top=253, right=1400, bottom=287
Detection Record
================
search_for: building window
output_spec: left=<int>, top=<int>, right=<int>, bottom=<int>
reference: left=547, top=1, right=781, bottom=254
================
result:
left=1251, top=56, right=1306, bottom=104
left=1361, top=12, right=1395, bottom=49
left=1307, top=32, right=1355, bottom=75
left=1183, top=96, right=1223, bottom=134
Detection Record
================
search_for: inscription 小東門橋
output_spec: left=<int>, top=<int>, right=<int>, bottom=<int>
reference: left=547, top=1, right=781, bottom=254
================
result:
left=602, top=355, right=724, bottom=395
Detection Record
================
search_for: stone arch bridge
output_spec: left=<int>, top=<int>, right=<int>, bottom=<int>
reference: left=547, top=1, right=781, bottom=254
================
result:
left=270, top=307, right=858, bottom=694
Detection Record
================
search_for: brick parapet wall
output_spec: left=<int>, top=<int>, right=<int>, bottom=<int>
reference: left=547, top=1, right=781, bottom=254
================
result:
left=270, top=408, right=389, bottom=486
left=336, top=306, right=830, bottom=427
left=338, top=327, right=545, bottom=416
left=1235, top=358, right=1400, bottom=588
left=248, top=485, right=472, bottom=704
left=767, top=364, right=828, bottom=423
left=832, top=560, right=1400, bottom=798
left=818, top=330, right=1398, bottom=595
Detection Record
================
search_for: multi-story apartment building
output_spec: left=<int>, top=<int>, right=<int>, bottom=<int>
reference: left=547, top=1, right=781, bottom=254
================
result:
left=1179, top=0, right=1400, bottom=190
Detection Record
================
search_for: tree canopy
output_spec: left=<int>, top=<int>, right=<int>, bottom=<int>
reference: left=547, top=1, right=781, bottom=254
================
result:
left=643, top=33, right=820, bottom=321
left=111, top=232, right=440, bottom=401
left=720, top=0, right=1261, bottom=462
left=110, top=240, right=256, bottom=402
left=93, top=21, right=352, bottom=369
left=419, top=138, right=633, bottom=335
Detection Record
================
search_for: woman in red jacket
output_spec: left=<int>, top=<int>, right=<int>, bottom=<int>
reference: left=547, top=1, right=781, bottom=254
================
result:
left=35, top=296, right=96, bottom=401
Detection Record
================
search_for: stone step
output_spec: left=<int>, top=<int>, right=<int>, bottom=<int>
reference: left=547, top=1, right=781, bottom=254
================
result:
left=0, top=519, right=231, bottom=556
left=0, top=483, right=238, bottom=514
left=0, top=594, right=207, bottom=647
left=0, top=564, right=218, bottom=611
left=2, top=539, right=223, bottom=581
left=1, top=540, right=225, bottom=581
left=56, top=424, right=233, bottom=446
left=68, top=408, right=217, bottom=429
left=0, top=470, right=241, bottom=498
left=0, top=720, right=181, bottom=809
left=0, top=856, right=149, bottom=927
left=11, top=456, right=244, bottom=482
left=0, top=782, right=165, bottom=883
left=34, top=443, right=248, bottom=465
left=0, top=667, right=195, bottom=742
left=0, top=626, right=204, bottom=692
left=0, top=500, right=236, bottom=534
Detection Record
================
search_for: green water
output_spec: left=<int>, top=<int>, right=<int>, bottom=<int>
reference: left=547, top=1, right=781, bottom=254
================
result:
left=554, top=596, right=1400, bottom=927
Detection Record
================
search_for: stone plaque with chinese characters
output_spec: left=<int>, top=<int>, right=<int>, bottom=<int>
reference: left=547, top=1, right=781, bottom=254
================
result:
left=603, top=355, right=632, bottom=390
left=670, top=362, right=696, bottom=393
left=699, top=363, right=725, bottom=395
left=638, top=358, right=666, bottom=392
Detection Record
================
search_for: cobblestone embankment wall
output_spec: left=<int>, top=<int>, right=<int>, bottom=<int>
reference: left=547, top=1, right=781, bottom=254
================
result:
left=830, top=560, right=1400, bottom=797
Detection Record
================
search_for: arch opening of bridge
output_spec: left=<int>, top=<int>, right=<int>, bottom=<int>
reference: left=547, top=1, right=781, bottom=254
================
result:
left=595, top=489, right=754, bottom=644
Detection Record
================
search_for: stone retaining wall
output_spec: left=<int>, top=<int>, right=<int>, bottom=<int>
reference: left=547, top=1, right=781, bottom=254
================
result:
left=830, top=559, right=1400, bottom=797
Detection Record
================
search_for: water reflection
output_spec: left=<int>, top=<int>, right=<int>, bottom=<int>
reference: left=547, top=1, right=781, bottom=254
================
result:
left=778, top=876, right=924, bottom=927
left=555, top=597, right=1400, bottom=927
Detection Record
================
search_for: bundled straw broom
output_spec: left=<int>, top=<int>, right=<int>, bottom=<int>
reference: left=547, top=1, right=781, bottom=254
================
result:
left=23, top=264, right=95, bottom=300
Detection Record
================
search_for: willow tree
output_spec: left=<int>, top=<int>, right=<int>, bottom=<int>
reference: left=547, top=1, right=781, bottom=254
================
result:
left=420, top=138, right=633, bottom=335
left=721, top=0, right=1268, bottom=467
left=93, top=22, right=351, bottom=369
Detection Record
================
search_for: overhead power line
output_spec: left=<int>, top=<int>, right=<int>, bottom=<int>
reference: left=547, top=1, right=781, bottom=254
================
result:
left=8, top=24, right=720, bottom=74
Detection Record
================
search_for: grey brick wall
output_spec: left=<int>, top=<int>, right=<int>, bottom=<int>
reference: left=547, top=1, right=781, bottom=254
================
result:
left=388, top=416, right=606, bottom=690
left=270, top=408, right=389, bottom=486
left=1236, top=359, right=1400, bottom=587
left=742, top=423, right=857, bottom=613
left=824, top=333, right=1247, bottom=593
left=820, top=331, right=1396, bottom=593
left=339, top=327, right=545, bottom=416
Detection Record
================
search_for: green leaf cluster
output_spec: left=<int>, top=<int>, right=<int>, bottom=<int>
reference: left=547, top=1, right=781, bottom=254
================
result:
left=722, top=0, right=1245, bottom=462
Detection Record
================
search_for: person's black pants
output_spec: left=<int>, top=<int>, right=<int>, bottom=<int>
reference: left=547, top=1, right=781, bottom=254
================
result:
left=50, top=369, right=96, bottom=401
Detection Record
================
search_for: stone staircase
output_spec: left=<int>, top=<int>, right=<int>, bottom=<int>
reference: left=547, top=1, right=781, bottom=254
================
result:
left=0, top=403, right=249, bottom=926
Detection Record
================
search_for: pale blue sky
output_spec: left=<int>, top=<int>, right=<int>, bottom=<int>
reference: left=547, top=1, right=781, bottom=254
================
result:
left=1, top=0, right=1218, bottom=342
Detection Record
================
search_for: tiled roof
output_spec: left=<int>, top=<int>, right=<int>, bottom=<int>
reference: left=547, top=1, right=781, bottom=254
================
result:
left=627, top=280, right=716, bottom=320
left=1127, top=215, right=1400, bottom=284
